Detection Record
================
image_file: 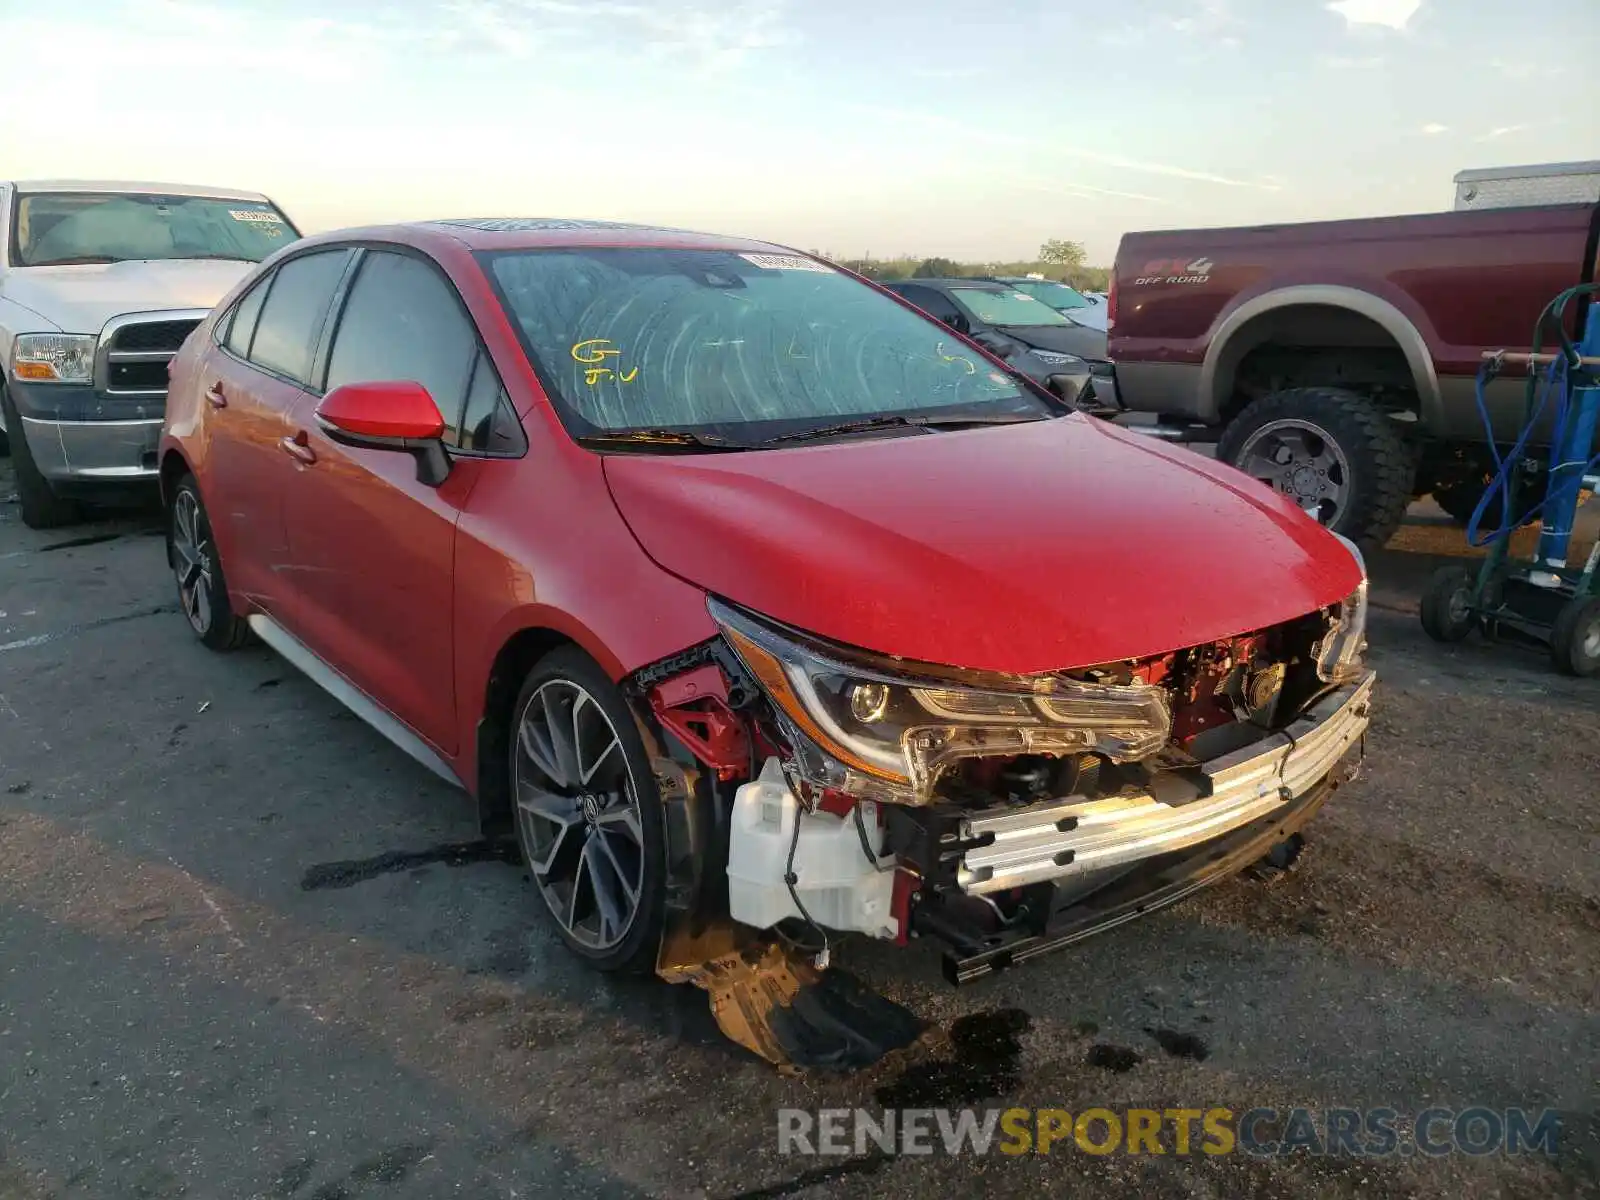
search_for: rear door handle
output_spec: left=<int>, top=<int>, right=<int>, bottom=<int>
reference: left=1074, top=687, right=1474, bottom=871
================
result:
left=280, top=431, right=317, bottom=465
left=204, top=384, right=227, bottom=409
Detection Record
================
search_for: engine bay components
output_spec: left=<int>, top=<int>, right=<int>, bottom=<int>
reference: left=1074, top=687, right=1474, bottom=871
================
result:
left=633, top=572, right=1374, bottom=1065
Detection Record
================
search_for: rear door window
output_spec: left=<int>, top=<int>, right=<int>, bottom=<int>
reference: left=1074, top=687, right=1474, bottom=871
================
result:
left=248, top=249, right=352, bottom=384
left=323, top=250, right=479, bottom=446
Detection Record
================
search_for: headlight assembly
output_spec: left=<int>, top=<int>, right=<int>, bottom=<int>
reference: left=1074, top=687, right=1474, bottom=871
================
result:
left=710, top=598, right=1172, bottom=804
left=12, top=333, right=96, bottom=385
left=1028, top=350, right=1085, bottom=368
left=1316, top=534, right=1369, bottom=683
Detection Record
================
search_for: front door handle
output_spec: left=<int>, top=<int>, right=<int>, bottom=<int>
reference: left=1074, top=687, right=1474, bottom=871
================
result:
left=280, top=431, right=317, bottom=465
left=204, top=384, right=227, bottom=409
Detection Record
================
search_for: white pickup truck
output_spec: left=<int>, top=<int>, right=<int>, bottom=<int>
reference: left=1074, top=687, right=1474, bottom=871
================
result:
left=0, top=180, right=299, bottom=528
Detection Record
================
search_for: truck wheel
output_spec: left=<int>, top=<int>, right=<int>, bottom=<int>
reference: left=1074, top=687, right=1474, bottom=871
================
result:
left=1218, top=388, right=1414, bottom=548
left=1432, top=472, right=1540, bottom=529
left=1, top=385, right=83, bottom=530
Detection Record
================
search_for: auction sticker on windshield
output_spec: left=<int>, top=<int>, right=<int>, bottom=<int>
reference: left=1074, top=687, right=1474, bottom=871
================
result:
left=740, top=253, right=831, bottom=272
left=229, top=209, right=284, bottom=223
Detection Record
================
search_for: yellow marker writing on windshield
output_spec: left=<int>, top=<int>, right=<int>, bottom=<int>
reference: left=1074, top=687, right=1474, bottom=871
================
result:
left=936, top=341, right=977, bottom=375
left=573, top=339, right=639, bottom=384
left=572, top=339, right=622, bottom=364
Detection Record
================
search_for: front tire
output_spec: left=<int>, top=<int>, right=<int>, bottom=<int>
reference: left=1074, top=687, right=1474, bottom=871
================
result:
left=2, top=385, right=83, bottom=530
left=1219, top=387, right=1414, bottom=549
left=167, top=474, right=251, bottom=651
left=510, top=647, right=667, bottom=974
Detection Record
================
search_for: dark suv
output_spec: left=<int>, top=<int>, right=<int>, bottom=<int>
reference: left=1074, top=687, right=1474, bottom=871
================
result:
left=879, top=278, right=1116, bottom=410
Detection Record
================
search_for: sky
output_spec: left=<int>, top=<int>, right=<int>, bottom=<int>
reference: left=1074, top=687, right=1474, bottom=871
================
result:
left=1, top=0, right=1596, bottom=264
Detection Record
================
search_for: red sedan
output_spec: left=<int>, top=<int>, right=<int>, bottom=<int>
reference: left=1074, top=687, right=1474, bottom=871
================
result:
left=160, top=218, right=1374, bottom=1058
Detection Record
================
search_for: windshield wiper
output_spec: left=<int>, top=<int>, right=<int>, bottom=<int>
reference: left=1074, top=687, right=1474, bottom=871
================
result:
left=33, top=255, right=124, bottom=266
left=167, top=254, right=257, bottom=262
left=767, top=411, right=1045, bottom=444
left=575, top=428, right=753, bottom=453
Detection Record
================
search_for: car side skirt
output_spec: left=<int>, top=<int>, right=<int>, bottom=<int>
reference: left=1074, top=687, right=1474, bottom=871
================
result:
left=247, top=613, right=461, bottom=788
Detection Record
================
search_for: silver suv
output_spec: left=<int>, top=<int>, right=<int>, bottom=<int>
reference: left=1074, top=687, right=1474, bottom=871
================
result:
left=0, top=180, right=299, bottom=528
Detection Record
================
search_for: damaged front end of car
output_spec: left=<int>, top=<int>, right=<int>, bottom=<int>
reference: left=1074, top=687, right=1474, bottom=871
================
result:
left=623, top=563, right=1375, bottom=1069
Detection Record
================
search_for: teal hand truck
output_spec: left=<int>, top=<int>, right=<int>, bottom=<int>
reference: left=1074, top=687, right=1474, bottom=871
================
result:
left=1420, top=284, right=1600, bottom=675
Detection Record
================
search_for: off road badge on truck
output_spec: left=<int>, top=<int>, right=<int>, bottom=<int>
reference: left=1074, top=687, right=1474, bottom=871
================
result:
left=1133, top=257, right=1215, bottom=285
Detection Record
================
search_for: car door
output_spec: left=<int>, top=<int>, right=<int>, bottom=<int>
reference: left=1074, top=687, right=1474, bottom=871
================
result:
left=889, top=284, right=1007, bottom=374
left=199, top=248, right=354, bottom=608
left=276, top=247, right=508, bottom=755
left=891, top=284, right=968, bottom=332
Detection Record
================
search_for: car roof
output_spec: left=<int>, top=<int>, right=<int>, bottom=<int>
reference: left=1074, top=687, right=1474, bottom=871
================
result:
left=293, top=217, right=801, bottom=256
left=881, top=278, right=1011, bottom=291
left=9, top=180, right=273, bottom=201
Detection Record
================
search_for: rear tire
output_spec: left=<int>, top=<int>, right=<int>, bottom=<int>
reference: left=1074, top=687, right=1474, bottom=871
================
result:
left=167, top=474, right=252, bottom=651
left=1218, top=387, right=1414, bottom=549
left=1550, top=597, right=1600, bottom=678
left=2, top=385, right=83, bottom=530
left=510, top=646, right=667, bottom=974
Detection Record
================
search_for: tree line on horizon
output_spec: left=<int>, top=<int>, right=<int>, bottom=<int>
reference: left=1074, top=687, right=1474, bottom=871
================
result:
left=809, top=239, right=1112, bottom=293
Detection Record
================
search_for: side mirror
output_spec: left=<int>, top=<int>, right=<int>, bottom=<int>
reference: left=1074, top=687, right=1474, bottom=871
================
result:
left=315, top=381, right=451, bottom=487
left=972, top=331, right=1015, bottom=359
left=941, top=312, right=969, bottom=334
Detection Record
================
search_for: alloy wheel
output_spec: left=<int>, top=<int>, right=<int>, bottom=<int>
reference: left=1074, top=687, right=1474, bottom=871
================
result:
left=170, top=489, right=215, bottom=636
left=1235, top=418, right=1352, bottom=526
left=513, top=679, right=645, bottom=951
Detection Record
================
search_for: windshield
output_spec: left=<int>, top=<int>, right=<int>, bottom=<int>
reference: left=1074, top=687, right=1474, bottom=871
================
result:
left=949, top=287, right=1072, bottom=328
left=12, top=192, right=299, bottom=267
left=483, top=248, right=1049, bottom=442
left=1010, top=280, right=1092, bottom=311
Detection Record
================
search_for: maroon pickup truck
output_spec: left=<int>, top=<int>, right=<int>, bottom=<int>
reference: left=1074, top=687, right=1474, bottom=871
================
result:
left=1107, top=196, right=1600, bottom=545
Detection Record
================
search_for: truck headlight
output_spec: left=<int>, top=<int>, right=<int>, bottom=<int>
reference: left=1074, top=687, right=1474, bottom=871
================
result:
left=710, top=598, right=1171, bottom=803
left=1316, top=534, right=1369, bottom=683
left=12, top=333, right=96, bottom=385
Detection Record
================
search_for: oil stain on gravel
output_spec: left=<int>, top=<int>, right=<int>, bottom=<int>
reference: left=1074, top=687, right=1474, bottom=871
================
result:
left=723, top=1153, right=891, bottom=1200
left=1085, top=1043, right=1142, bottom=1073
left=874, top=1008, right=1031, bottom=1107
left=300, top=841, right=520, bottom=891
left=1146, top=1027, right=1210, bottom=1061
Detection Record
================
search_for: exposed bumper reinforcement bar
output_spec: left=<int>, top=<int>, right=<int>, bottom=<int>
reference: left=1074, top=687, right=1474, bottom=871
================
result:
left=931, top=773, right=1346, bottom=985
left=956, top=672, right=1375, bottom=895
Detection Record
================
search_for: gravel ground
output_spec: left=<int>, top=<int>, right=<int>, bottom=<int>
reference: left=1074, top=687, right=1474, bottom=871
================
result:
left=0, top=458, right=1596, bottom=1200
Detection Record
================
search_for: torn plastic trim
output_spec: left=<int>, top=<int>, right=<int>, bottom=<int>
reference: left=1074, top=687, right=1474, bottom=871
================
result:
left=1315, top=534, right=1370, bottom=683
left=650, top=754, right=714, bottom=917
left=656, top=919, right=923, bottom=1070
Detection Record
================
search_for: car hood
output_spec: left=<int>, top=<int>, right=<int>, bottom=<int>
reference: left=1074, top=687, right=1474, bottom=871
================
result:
left=1057, top=304, right=1108, bottom=332
left=0, top=259, right=253, bottom=334
left=996, top=322, right=1108, bottom=361
left=602, top=416, right=1363, bottom=674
